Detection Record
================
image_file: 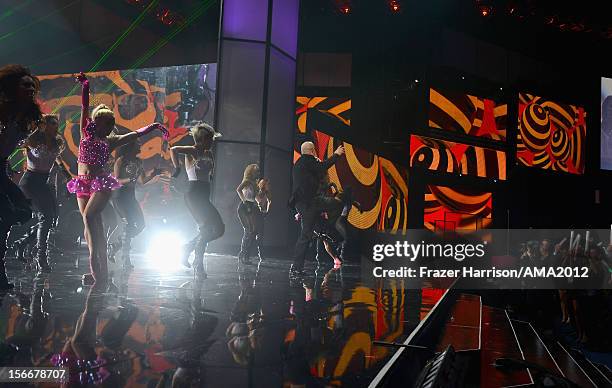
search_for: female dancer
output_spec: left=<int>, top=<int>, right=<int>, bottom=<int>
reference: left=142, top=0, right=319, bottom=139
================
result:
left=108, top=138, right=161, bottom=269
left=236, top=164, right=271, bottom=264
left=11, top=114, right=65, bottom=272
left=69, top=72, right=168, bottom=285
left=0, top=64, right=42, bottom=290
left=170, top=122, right=224, bottom=278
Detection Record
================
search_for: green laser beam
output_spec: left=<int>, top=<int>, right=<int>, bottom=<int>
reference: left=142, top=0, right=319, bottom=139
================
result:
left=54, top=0, right=213, bottom=128
left=89, top=0, right=160, bottom=73
left=0, top=0, right=33, bottom=22
left=11, top=156, right=26, bottom=170
left=0, top=0, right=79, bottom=42
left=127, top=0, right=214, bottom=71
left=51, top=0, right=159, bottom=114
left=98, top=0, right=213, bottom=95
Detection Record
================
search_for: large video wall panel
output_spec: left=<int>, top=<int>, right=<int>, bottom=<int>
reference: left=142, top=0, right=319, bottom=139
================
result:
left=429, top=87, right=507, bottom=141
left=410, top=135, right=506, bottom=180
left=517, top=93, right=586, bottom=174
left=295, top=96, right=407, bottom=234
left=424, top=185, right=493, bottom=231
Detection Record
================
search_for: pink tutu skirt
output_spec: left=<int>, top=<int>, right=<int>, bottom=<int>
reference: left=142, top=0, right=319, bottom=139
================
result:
left=67, top=173, right=121, bottom=198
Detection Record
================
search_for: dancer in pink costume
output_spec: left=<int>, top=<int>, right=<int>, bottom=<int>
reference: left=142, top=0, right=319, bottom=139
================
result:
left=68, top=72, right=168, bottom=285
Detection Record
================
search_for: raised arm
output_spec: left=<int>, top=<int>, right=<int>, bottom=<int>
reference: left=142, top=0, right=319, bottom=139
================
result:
left=75, top=73, right=89, bottom=134
left=317, top=145, right=345, bottom=172
left=109, top=122, right=168, bottom=151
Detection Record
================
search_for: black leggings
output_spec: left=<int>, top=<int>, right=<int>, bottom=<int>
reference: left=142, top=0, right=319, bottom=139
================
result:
left=111, top=186, right=145, bottom=257
left=1, top=160, right=32, bottom=279
left=237, top=201, right=264, bottom=259
left=16, top=170, right=58, bottom=257
left=185, top=181, right=224, bottom=268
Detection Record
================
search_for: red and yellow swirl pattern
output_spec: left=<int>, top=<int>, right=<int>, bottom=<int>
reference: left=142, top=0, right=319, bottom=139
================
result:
left=517, top=93, right=586, bottom=174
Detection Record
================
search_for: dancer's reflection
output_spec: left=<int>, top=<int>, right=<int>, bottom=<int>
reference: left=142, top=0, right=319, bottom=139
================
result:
left=226, top=266, right=265, bottom=366
left=283, top=268, right=345, bottom=387
left=163, top=278, right=218, bottom=387
left=4, top=276, right=51, bottom=366
left=52, top=284, right=109, bottom=387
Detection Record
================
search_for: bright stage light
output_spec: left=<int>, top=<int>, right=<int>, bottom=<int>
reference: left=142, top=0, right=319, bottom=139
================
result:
left=146, top=230, right=186, bottom=272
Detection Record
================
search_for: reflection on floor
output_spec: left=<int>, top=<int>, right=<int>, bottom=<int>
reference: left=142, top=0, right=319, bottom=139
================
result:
left=0, top=252, right=443, bottom=387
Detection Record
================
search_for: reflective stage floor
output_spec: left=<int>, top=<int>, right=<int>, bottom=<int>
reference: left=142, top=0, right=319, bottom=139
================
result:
left=1, top=252, right=443, bottom=387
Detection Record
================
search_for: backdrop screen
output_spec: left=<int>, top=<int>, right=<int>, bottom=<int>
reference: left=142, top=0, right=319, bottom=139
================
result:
left=429, top=87, right=507, bottom=141
left=295, top=96, right=408, bottom=234
left=424, top=185, right=493, bottom=232
left=517, top=93, right=586, bottom=174
left=602, top=77, right=612, bottom=170
left=410, top=135, right=506, bottom=180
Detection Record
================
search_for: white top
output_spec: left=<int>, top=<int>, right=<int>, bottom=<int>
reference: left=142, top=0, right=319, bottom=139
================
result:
left=185, top=152, right=214, bottom=182
left=241, top=184, right=256, bottom=202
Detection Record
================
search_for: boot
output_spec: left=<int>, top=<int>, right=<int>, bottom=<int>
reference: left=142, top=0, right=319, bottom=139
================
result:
left=181, top=237, right=197, bottom=268
left=193, top=237, right=208, bottom=279
left=122, top=236, right=133, bottom=270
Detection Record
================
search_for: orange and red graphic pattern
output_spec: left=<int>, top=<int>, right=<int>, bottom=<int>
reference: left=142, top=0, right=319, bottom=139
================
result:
left=517, top=93, right=586, bottom=174
left=410, top=135, right=506, bottom=180
left=429, top=87, right=507, bottom=141
left=424, top=185, right=493, bottom=231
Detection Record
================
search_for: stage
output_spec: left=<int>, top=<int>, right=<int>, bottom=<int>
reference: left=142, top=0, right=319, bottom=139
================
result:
left=0, top=251, right=441, bottom=387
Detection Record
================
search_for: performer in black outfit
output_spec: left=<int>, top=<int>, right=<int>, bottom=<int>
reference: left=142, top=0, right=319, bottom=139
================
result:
left=170, top=122, right=225, bottom=278
left=290, top=141, right=345, bottom=278
left=11, top=114, right=65, bottom=272
left=236, top=164, right=271, bottom=264
left=108, top=137, right=161, bottom=269
left=0, top=65, right=42, bottom=290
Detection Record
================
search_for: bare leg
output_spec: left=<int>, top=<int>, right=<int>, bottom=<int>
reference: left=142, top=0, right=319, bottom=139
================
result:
left=82, top=191, right=112, bottom=284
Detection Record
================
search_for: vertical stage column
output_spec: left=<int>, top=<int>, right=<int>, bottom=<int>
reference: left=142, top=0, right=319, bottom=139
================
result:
left=210, top=0, right=300, bottom=255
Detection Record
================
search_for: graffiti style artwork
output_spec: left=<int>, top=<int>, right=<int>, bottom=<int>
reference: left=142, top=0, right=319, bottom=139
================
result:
left=410, top=135, right=506, bottom=180
left=429, top=87, right=507, bottom=141
left=295, top=97, right=408, bottom=234
left=28, top=64, right=216, bottom=175
left=517, top=93, right=586, bottom=174
left=424, top=185, right=493, bottom=231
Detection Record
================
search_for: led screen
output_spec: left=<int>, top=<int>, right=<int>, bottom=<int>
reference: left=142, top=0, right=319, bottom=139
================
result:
left=424, top=185, right=493, bottom=232
left=410, top=135, right=506, bottom=180
left=429, top=87, right=507, bottom=141
left=517, top=93, right=586, bottom=174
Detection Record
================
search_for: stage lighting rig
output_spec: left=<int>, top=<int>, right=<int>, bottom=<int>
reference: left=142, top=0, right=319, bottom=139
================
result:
left=388, top=0, right=401, bottom=13
left=334, top=0, right=351, bottom=15
left=476, top=0, right=494, bottom=18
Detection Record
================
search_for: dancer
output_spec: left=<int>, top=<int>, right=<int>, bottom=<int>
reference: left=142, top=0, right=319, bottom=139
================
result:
left=236, top=164, right=271, bottom=264
left=68, top=72, right=168, bottom=285
left=108, top=138, right=161, bottom=269
left=0, top=64, right=42, bottom=290
left=170, top=122, right=225, bottom=278
left=290, top=141, right=345, bottom=278
left=10, top=114, right=65, bottom=272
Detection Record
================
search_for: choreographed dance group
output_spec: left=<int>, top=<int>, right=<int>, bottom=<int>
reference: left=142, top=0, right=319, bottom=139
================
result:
left=0, top=64, right=352, bottom=290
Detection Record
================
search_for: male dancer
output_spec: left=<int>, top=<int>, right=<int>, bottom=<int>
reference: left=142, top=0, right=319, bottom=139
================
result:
left=290, top=141, right=345, bottom=278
